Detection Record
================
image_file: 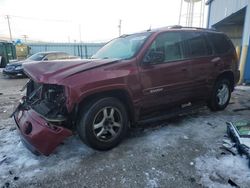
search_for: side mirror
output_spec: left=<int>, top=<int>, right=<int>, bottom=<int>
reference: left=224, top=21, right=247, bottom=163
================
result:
left=43, top=58, right=48, bottom=61
left=143, top=50, right=165, bottom=64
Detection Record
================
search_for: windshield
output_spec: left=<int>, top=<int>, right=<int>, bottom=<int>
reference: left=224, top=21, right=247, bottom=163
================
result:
left=27, top=53, right=47, bottom=61
left=92, top=32, right=151, bottom=59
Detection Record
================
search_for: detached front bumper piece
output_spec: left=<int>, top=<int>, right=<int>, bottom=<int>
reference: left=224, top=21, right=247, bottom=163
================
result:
left=14, top=108, right=72, bottom=156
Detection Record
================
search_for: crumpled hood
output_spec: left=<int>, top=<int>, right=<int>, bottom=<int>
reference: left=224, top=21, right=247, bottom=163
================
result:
left=23, top=59, right=120, bottom=84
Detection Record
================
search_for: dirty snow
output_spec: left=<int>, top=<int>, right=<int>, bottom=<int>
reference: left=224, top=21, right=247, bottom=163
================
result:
left=195, top=154, right=250, bottom=188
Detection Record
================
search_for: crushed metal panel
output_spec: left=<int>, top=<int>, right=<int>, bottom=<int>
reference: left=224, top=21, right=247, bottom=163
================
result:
left=227, top=121, right=250, bottom=167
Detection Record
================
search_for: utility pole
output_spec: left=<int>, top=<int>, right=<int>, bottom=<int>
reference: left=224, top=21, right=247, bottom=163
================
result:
left=6, top=15, right=13, bottom=42
left=118, top=19, right=122, bottom=36
left=22, top=35, right=28, bottom=43
left=79, top=24, right=82, bottom=43
left=178, top=0, right=183, bottom=25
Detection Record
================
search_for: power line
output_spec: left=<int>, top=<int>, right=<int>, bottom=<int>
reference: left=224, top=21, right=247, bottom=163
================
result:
left=0, top=14, right=71, bottom=23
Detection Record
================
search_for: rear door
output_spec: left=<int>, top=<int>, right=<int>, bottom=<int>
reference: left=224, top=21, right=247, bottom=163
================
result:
left=182, top=31, right=214, bottom=100
left=139, top=31, right=193, bottom=111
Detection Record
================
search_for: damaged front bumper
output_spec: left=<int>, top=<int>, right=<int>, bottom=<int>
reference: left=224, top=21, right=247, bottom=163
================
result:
left=13, top=99, right=72, bottom=156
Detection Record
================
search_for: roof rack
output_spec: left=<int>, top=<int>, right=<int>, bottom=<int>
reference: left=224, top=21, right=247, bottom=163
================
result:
left=168, top=25, right=216, bottom=31
left=149, top=25, right=216, bottom=32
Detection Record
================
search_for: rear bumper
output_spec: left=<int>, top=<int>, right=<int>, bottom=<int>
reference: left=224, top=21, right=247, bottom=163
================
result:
left=14, top=108, right=72, bottom=156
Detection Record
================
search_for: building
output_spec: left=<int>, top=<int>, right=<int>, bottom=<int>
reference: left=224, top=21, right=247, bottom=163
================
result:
left=206, top=0, right=250, bottom=84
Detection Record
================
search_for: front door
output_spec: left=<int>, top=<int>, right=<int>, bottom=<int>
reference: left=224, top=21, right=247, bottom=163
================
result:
left=139, top=31, right=193, bottom=112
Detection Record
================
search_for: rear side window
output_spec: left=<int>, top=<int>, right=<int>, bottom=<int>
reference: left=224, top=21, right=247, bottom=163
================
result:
left=182, top=32, right=212, bottom=58
left=46, top=54, right=57, bottom=60
left=207, top=33, right=232, bottom=54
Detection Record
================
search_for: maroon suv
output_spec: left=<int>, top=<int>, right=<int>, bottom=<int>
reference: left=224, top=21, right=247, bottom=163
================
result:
left=13, top=26, right=240, bottom=155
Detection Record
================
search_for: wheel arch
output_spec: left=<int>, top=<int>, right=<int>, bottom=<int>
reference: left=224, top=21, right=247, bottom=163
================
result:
left=75, top=89, right=136, bottom=125
left=216, top=71, right=235, bottom=91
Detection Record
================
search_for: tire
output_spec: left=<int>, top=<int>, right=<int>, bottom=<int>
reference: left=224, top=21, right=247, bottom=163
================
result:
left=77, top=97, right=128, bottom=150
left=208, top=78, right=231, bottom=111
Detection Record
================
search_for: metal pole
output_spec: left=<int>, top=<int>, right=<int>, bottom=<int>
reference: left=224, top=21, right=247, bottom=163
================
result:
left=190, top=1, right=194, bottom=26
left=79, top=24, right=82, bottom=43
left=85, top=45, right=88, bottom=59
left=201, top=0, right=205, bottom=27
left=22, top=35, right=28, bottom=43
left=6, top=15, right=13, bottom=42
left=178, top=0, right=183, bottom=25
left=186, top=1, right=190, bottom=26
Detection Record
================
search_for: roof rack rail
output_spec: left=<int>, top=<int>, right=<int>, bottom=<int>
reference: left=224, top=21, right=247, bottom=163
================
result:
left=146, top=25, right=217, bottom=32
left=168, top=25, right=216, bottom=31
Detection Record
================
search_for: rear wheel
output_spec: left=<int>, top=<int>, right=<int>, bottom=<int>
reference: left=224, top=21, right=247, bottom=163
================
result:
left=77, top=97, right=128, bottom=150
left=208, top=78, right=231, bottom=111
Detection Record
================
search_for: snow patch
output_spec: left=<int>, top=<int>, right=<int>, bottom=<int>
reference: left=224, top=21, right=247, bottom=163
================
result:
left=144, top=171, right=158, bottom=188
left=236, top=85, right=250, bottom=91
left=195, top=154, right=250, bottom=188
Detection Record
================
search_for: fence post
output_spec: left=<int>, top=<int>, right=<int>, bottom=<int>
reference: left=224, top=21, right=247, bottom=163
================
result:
left=80, top=44, right=83, bottom=58
left=85, top=45, right=88, bottom=58
left=77, top=45, right=80, bottom=57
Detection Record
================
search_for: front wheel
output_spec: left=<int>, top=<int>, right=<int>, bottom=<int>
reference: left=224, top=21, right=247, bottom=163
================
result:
left=77, top=97, right=128, bottom=150
left=208, top=78, right=231, bottom=111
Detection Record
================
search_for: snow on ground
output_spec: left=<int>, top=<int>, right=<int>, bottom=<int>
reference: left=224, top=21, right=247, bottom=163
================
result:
left=0, top=118, right=94, bottom=187
left=0, top=117, right=179, bottom=187
left=236, top=85, right=250, bottom=91
left=195, top=154, right=250, bottom=188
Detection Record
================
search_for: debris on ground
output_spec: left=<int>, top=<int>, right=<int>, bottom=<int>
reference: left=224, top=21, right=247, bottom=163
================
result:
left=233, top=107, right=250, bottom=112
left=13, top=176, right=19, bottom=181
left=0, top=157, right=7, bottom=165
left=228, top=178, right=239, bottom=187
left=195, top=155, right=250, bottom=187
left=227, top=121, right=250, bottom=167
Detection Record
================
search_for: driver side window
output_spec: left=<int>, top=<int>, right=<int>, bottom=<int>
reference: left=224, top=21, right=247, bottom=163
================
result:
left=45, top=54, right=57, bottom=61
left=146, top=32, right=184, bottom=64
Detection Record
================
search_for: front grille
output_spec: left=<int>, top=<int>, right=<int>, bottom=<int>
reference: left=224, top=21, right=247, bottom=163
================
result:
left=5, top=66, right=15, bottom=71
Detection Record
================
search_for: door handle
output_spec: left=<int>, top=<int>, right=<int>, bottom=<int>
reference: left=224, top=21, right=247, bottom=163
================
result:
left=181, top=68, right=187, bottom=71
left=211, top=57, right=221, bottom=63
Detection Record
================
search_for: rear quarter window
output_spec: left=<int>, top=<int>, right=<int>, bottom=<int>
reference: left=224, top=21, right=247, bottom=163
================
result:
left=182, top=32, right=212, bottom=59
left=207, top=33, right=232, bottom=55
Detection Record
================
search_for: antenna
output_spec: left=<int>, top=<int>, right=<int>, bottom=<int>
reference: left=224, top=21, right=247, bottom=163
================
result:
left=118, top=19, right=122, bottom=36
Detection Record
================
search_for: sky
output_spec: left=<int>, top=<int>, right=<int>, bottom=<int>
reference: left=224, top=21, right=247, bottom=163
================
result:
left=0, top=0, right=208, bottom=43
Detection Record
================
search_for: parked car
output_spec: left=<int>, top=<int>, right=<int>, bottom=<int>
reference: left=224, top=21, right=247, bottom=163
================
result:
left=13, top=26, right=240, bottom=155
left=3, top=51, right=79, bottom=77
